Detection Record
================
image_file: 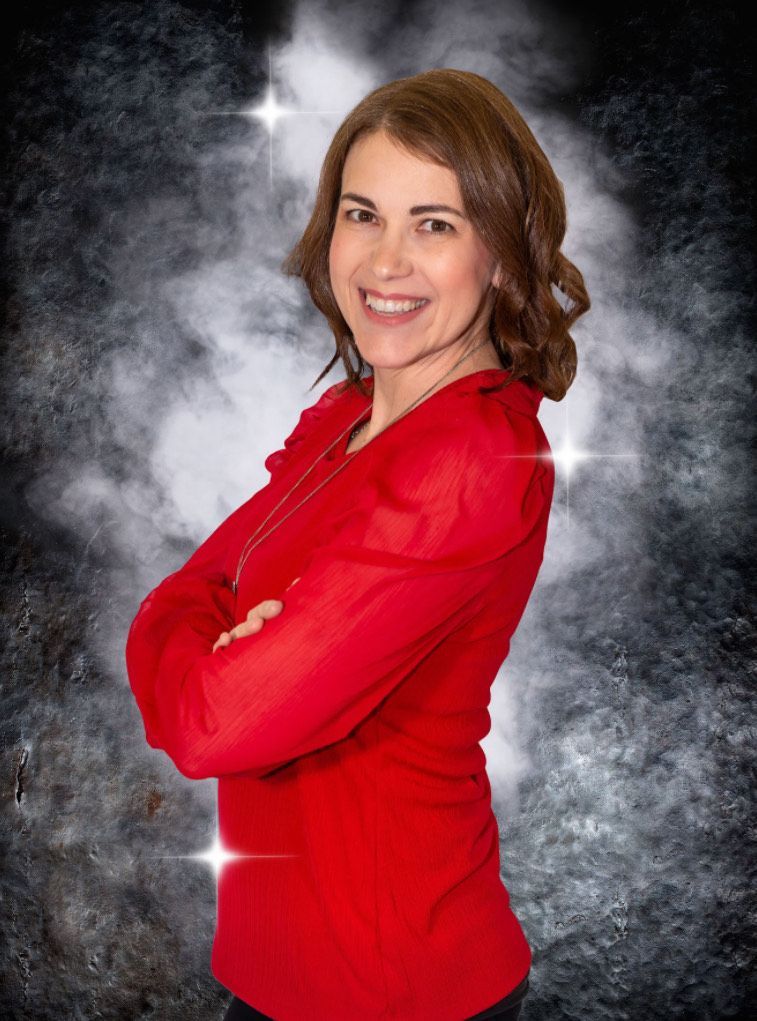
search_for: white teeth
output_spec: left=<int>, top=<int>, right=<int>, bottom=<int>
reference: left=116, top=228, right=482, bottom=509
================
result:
left=364, top=292, right=428, bottom=314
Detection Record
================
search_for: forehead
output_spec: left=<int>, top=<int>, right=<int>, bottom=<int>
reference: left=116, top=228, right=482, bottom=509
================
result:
left=342, top=130, right=461, bottom=199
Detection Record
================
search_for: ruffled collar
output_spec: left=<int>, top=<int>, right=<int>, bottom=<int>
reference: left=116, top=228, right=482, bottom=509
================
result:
left=264, top=368, right=544, bottom=481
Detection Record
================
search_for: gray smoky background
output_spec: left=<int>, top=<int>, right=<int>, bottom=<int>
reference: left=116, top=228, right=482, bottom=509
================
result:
left=1, top=1, right=753, bottom=1019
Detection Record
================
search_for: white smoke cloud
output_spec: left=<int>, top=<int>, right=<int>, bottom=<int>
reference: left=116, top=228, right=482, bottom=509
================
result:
left=29, top=0, right=668, bottom=800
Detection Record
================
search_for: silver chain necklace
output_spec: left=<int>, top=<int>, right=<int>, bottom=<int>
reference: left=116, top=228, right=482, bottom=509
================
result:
left=231, top=338, right=493, bottom=595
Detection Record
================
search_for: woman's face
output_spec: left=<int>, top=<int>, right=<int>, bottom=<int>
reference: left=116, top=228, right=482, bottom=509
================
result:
left=328, top=129, right=502, bottom=373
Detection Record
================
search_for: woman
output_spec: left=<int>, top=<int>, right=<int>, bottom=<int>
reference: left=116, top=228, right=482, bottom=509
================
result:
left=126, top=68, right=589, bottom=1020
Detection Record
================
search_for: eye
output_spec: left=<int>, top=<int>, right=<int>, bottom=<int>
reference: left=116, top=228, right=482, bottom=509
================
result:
left=342, top=210, right=455, bottom=235
left=420, top=219, right=455, bottom=234
left=345, top=208, right=377, bottom=224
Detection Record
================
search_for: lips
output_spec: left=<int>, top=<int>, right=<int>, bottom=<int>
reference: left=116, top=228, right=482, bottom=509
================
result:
left=357, top=287, right=431, bottom=326
left=359, top=288, right=431, bottom=314
left=360, top=287, right=429, bottom=302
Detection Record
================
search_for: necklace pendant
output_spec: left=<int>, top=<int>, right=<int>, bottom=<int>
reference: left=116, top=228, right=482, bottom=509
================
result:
left=231, top=579, right=238, bottom=595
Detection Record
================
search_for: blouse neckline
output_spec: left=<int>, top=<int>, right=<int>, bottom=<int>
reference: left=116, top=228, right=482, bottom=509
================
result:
left=329, top=366, right=512, bottom=462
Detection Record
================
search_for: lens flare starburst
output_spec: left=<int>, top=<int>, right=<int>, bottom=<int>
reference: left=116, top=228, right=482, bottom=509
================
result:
left=152, top=830, right=299, bottom=880
left=204, top=43, right=341, bottom=187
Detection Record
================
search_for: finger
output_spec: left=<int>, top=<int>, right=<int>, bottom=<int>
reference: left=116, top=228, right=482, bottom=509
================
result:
left=248, top=599, right=284, bottom=621
left=234, top=616, right=266, bottom=639
left=212, top=632, right=233, bottom=653
left=218, top=602, right=284, bottom=651
left=245, top=610, right=269, bottom=629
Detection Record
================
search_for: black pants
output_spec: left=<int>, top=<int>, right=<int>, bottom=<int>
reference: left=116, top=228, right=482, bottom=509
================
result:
left=223, top=972, right=530, bottom=1020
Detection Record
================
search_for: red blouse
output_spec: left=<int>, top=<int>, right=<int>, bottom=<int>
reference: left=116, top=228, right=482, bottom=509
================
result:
left=125, top=367, right=554, bottom=1020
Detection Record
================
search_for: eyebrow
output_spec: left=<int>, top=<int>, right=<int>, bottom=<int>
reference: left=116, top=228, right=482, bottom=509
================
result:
left=339, top=192, right=465, bottom=219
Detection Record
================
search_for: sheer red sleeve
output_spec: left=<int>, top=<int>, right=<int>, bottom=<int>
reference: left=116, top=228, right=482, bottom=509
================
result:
left=131, top=408, right=552, bottom=781
left=125, top=382, right=345, bottom=752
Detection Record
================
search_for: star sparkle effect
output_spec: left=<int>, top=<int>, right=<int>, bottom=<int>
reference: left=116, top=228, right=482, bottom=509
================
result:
left=496, top=399, right=639, bottom=529
left=204, top=43, right=342, bottom=187
left=551, top=401, right=639, bottom=529
left=152, top=830, right=299, bottom=879
left=245, top=80, right=294, bottom=187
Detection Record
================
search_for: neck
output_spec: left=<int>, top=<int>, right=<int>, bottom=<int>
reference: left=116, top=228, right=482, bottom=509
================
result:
left=362, top=338, right=503, bottom=437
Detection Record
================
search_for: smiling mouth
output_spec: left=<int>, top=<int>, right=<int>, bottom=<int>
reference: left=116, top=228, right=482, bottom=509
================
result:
left=360, top=289, right=430, bottom=315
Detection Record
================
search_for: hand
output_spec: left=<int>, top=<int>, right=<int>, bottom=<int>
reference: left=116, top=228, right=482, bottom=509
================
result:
left=212, top=577, right=301, bottom=653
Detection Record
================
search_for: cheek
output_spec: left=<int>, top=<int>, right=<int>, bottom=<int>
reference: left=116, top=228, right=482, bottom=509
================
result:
left=434, top=254, right=480, bottom=297
left=328, top=236, right=353, bottom=318
left=328, top=230, right=352, bottom=285
left=441, top=254, right=493, bottom=301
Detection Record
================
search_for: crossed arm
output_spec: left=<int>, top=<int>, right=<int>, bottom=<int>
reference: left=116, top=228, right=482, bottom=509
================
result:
left=125, top=416, right=550, bottom=781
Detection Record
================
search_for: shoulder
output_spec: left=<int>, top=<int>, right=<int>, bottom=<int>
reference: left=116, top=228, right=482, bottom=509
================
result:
left=353, top=381, right=552, bottom=565
left=377, top=378, right=549, bottom=492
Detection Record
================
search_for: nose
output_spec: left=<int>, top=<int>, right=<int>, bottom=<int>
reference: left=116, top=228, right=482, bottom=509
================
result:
left=369, top=227, right=412, bottom=279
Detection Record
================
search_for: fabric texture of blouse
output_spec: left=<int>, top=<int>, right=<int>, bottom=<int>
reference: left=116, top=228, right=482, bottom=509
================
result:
left=125, top=366, right=555, bottom=1021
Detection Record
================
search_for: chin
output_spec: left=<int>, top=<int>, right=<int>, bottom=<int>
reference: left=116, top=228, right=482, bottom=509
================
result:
left=355, top=350, right=420, bottom=373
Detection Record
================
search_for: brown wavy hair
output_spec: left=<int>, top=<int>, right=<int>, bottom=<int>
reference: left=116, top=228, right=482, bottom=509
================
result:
left=281, top=68, right=590, bottom=402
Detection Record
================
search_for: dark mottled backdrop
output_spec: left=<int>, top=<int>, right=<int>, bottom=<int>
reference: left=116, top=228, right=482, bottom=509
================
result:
left=1, top=1, right=753, bottom=1018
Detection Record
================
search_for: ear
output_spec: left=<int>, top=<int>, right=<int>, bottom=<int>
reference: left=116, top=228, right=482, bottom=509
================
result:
left=491, top=264, right=503, bottom=289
